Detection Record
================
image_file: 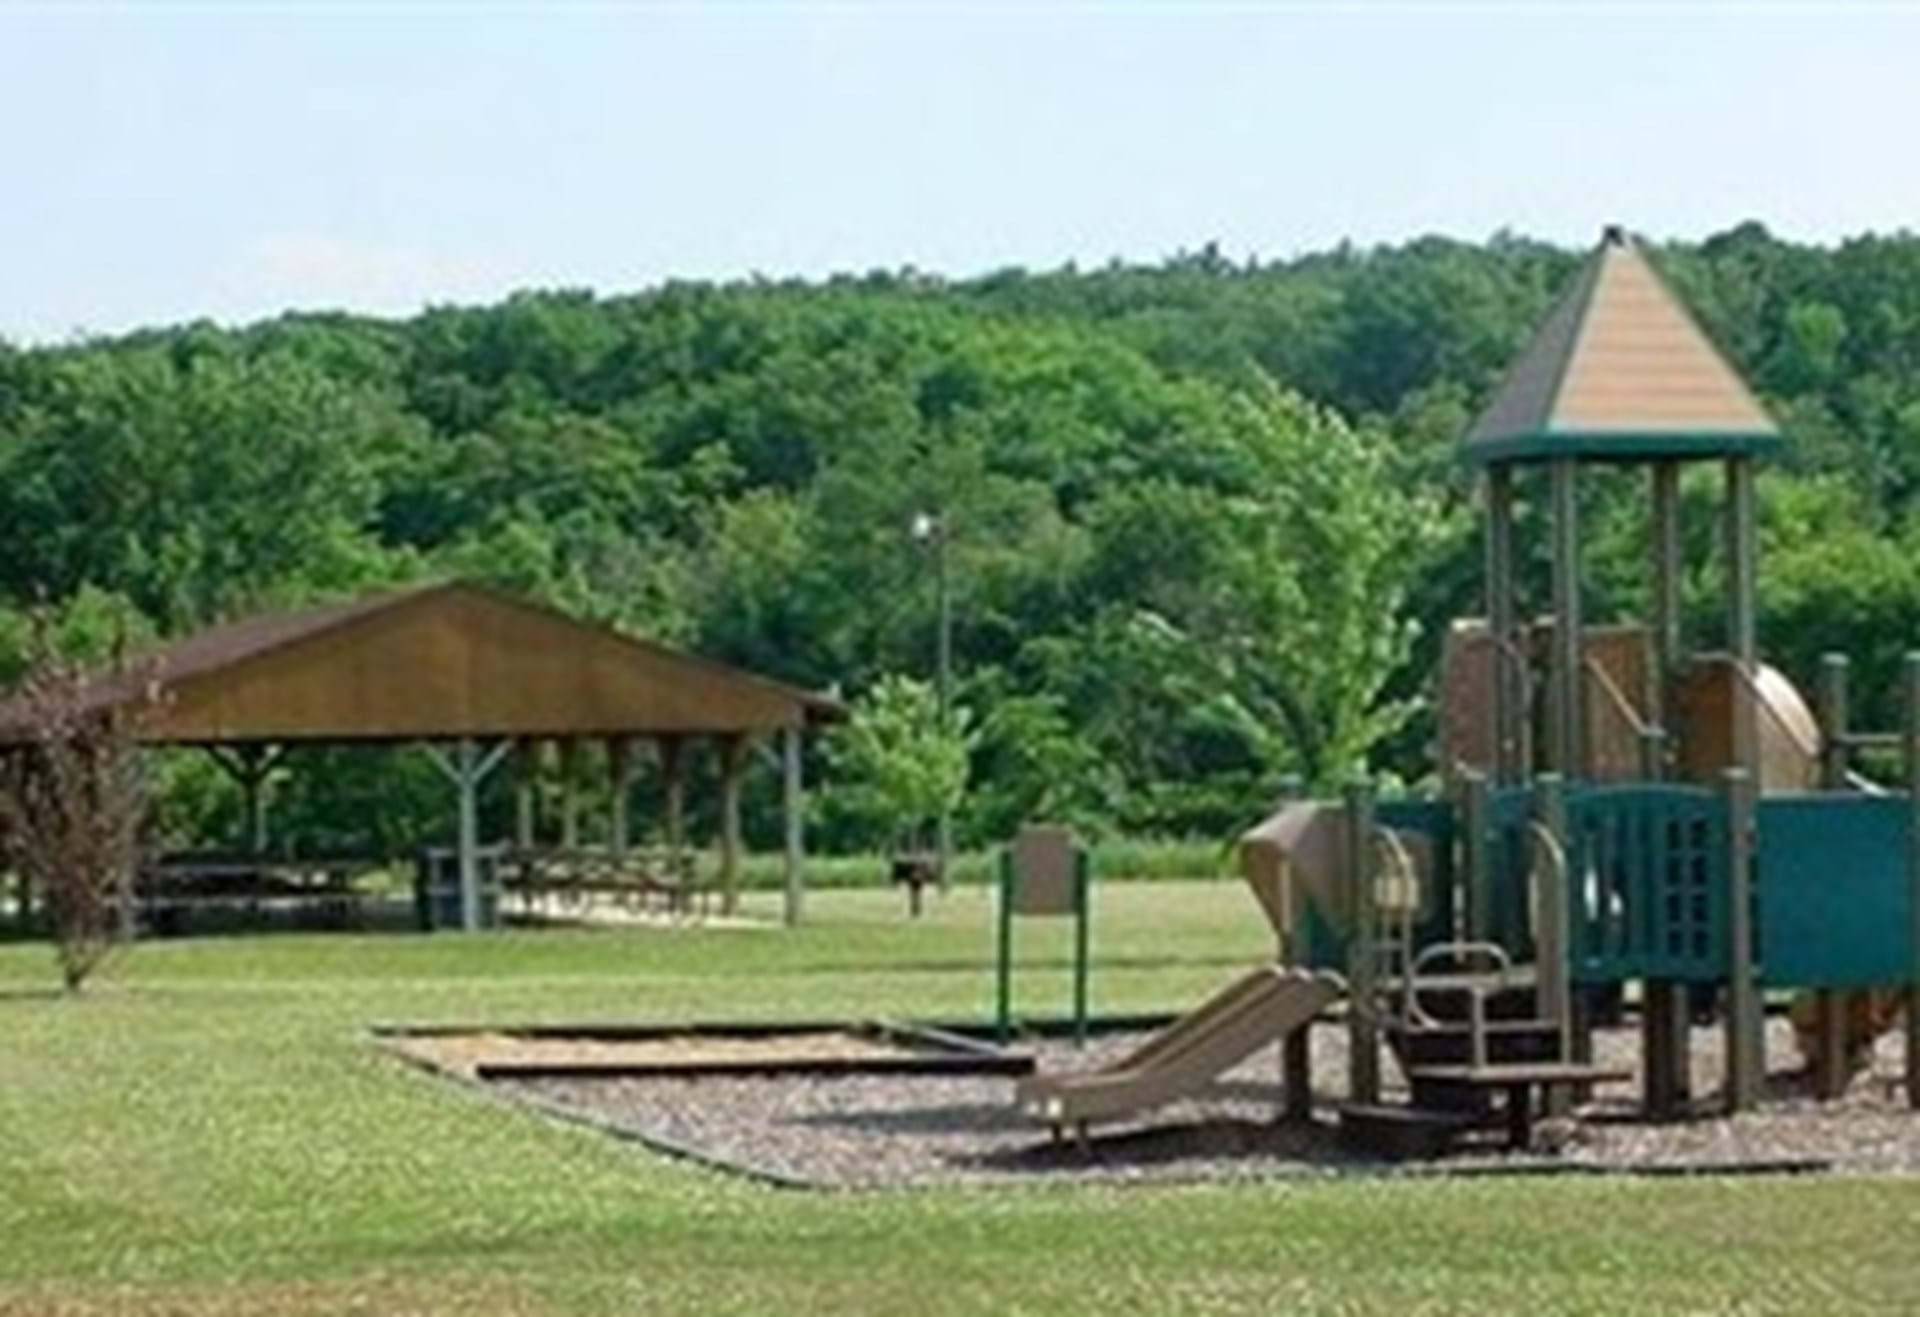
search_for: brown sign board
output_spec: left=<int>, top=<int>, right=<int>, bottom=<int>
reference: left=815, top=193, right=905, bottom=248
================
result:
left=1009, top=824, right=1080, bottom=916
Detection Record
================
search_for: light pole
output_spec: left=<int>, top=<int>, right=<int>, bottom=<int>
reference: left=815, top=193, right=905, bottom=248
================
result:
left=911, top=510, right=954, bottom=893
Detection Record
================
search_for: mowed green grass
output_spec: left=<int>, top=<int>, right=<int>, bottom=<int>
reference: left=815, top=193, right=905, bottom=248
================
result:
left=3, top=881, right=1918, bottom=1315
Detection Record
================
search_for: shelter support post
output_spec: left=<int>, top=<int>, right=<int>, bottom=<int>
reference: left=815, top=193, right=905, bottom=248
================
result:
left=1812, top=655, right=1853, bottom=1099
left=1906, top=654, right=1920, bottom=1108
left=1723, top=766, right=1762, bottom=1112
left=1549, top=458, right=1583, bottom=778
left=719, top=734, right=749, bottom=916
left=782, top=724, right=805, bottom=927
left=513, top=737, right=536, bottom=849
left=608, top=736, right=634, bottom=858
left=207, top=744, right=285, bottom=855
left=1344, top=779, right=1379, bottom=1105
left=659, top=735, right=686, bottom=873
left=427, top=738, right=512, bottom=932
left=558, top=738, right=581, bottom=850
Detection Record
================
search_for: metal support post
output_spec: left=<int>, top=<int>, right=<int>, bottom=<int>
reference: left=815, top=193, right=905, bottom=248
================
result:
left=1549, top=458, right=1584, bottom=778
left=1905, top=654, right=1920, bottom=1108
left=1813, top=654, right=1852, bottom=1099
left=782, top=723, right=805, bottom=927
left=1461, top=768, right=1491, bottom=948
left=1723, top=766, right=1761, bottom=1112
left=1486, top=465, right=1521, bottom=783
left=1725, top=458, right=1759, bottom=773
left=1344, top=779, right=1380, bottom=1105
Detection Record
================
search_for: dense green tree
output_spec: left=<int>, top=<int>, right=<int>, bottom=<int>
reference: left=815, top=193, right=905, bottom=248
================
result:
left=5, top=224, right=1920, bottom=851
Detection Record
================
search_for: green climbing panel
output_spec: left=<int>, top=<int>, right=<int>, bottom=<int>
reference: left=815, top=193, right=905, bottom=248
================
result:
left=1756, top=793, right=1911, bottom=988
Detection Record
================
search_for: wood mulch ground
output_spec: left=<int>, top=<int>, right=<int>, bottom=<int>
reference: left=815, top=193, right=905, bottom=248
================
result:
left=477, top=1018, right=1920, bottom=1188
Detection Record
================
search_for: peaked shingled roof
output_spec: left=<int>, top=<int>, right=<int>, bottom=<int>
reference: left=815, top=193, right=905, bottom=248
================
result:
left=1464, top=226, right=1782, bottom=465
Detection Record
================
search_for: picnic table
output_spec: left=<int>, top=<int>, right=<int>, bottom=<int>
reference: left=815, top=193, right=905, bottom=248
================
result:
left=138, top=853, right=381, bottom=932
left=497, top=846, right=708, bottom=921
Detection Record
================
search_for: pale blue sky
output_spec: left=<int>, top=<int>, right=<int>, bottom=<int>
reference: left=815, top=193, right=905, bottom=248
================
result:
left=4, top=2, right=1918, bottom=343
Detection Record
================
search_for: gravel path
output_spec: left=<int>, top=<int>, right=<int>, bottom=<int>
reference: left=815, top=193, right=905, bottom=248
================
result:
left=494, top=1018, right=1920, bottom=1188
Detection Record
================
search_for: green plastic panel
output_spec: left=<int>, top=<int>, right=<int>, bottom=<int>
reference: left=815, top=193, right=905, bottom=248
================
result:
left=1485, top=787, right=1538, bottom=963
left=1566, top=786, right=1727, bottom=984
left=1756, top=794, right=1913, bottom=989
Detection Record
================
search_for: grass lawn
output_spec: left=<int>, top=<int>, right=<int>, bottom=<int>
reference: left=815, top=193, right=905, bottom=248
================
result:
left=3, top=879, right=1918, bottom=1314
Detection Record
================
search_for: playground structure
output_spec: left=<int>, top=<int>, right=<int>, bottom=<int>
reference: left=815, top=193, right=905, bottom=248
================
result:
left=1016, top=226, right=1920, bottom=1152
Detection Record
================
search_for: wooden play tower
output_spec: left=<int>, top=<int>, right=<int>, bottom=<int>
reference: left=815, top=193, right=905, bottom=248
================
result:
left=1470, top=223, right=1783, bottom=788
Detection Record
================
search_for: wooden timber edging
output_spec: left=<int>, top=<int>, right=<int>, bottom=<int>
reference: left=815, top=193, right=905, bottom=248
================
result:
left=374, top=1017, right=1039, bottom=1083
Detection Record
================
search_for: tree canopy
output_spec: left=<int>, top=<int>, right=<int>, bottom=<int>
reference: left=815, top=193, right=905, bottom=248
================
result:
left=5, top=222, right=1919, bottom=851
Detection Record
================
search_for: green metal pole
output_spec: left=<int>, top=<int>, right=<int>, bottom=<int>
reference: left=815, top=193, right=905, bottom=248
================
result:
left=1725, top=458, right=1759, bottom=773
left=936, top=516, right=954, bottom=895
left=996, top=850, right=1014, bottom=1044
left=1533, top=774, right=1571, bottom=1047
left=1486, top=465, right=1520, bottom=783
left=1905, top=653, right=1920, bottom=1109
left=1651, top=461, right=1683, bottom=734
left=1723, top=765, right=1760, bottom=1113
left=1461, top=768, right=1491, bottom=948
left=1813, top=654, right=1852, bottom=1099
left=1533, top=772, right=1575, bottom=1117
left=1344, top=779, right=1379, bottom=1105
left=1550, top=458, right=1584, bottom=779
left=1639, top=721, right=1687, bottom=1119
left=1073, top=849, right=1090, bottom=1048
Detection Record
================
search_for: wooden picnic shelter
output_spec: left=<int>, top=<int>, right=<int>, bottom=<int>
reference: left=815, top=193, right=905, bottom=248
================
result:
left=2, top=581, right=843, bottom=929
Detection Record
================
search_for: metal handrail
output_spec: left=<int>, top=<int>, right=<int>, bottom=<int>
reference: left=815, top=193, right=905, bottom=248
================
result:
left=1526, top=819, right=1573, bottom=1054
left=1370, top=826, right=1420, bottom=1029
left=1847, top=769, right=1892, bottom=797
left=1402, top=940, right=1516, bottom=1055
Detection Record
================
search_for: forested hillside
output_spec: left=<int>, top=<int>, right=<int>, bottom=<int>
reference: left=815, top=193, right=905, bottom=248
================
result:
left=5, top=222, right=1920, bottom=854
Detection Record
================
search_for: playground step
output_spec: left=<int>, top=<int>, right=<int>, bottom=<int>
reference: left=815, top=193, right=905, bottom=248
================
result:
left=1404, top=1061, right=1630, bottom=1086
left=1336, top=1103, right=1477, bottom=1160
left=1387, top=1019, right=1563, bottom=1070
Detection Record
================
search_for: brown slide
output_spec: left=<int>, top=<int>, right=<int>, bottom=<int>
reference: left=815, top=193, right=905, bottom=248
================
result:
left=1014, top=966, right=1343, bottom=1129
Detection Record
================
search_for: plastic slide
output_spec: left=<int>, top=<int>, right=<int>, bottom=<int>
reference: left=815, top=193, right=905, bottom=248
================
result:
left=1014, top=966, right=1342, bottom=1128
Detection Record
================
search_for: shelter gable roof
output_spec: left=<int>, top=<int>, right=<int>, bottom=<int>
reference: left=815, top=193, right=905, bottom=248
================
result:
left=1, top=581, right=842, bottom=745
